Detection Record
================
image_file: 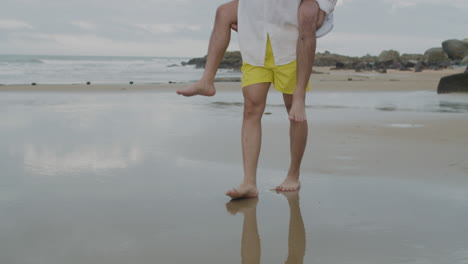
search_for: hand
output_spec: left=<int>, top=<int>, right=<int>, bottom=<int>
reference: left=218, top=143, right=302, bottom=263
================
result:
left=231, top=23, right=238, bottom=32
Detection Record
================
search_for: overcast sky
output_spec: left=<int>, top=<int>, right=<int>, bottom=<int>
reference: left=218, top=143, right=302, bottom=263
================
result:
left=0, top=0, right=467, bottom=57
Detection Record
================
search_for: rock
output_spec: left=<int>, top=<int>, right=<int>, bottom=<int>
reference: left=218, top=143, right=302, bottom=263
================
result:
left=465, top=66, right=468, bottom=74
left=423, top=48, right=450, bottom=66
left=314, top=52, right=359, bottom=67
left=167, top=64, right=179, bottom=67
left=31, top=82, right=37, bottom=86
left=86, top=81, right=91, bottom=85
left=214, top=77, right=241, bottom=82
left=129, top=81, right=134, bottom=85
left=378, top=50, right=400, bottom=66
left=401, top=53, right=424, bottom=62
left=376, top=69, right=387, bottom=74
left=437, top=73, right=468, bottom=94
left=185, top=51, right=242, bottom=70
left=354, top=62, right=367, bottom=72
left=335, top=62, right=345, bottom=69
left=186, top=56, right=207, bottom=68
left=462, top=56, right=468, bottom=64
left=403, top=60, right=418, bottom=68
left=442, top=39, right=468, bottom=60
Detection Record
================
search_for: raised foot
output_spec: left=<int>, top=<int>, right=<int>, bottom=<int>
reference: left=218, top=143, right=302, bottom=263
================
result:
left=176, top=80, right=216, bottom=97
left=289, top=100, right=307, bottom=122
left=275, top=178, right=301, bottom=192
left=226, top=184, right=258, bottom=200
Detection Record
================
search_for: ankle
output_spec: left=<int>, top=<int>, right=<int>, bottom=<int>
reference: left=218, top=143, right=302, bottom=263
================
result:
left=287, top=169, right=300, bottom=179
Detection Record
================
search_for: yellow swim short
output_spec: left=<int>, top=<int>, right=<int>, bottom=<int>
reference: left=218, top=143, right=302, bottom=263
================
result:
left=241, top=37, right=311, bottom=95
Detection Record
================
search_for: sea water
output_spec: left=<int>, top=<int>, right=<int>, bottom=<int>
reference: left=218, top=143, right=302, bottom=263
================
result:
left=0, top=54, right=241, bottom=85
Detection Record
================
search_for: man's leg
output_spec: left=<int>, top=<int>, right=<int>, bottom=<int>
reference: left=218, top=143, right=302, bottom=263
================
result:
left=177, top=0, right=239, bottom=97
left=280, top=192, right=306, bottom=264
left=225, top=198, right=261, bottom=263
left=226, top=83, right=270, bottom=199
left=288, top=0, right=319, bottom=121
left=276, top=94, right=308, bottom=192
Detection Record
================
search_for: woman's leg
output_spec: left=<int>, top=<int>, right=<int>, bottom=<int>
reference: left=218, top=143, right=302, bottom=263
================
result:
left=177, top=0, right=239, bottom=97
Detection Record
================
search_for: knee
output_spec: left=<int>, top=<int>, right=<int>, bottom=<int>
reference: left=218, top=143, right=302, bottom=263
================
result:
left=243, top=100, right=265, bottom=119
left=216, top=2, right=236, bottom=24
left=298, top=0, right=319, bottom=30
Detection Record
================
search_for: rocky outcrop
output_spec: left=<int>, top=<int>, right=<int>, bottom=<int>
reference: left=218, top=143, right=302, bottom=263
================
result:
left=184, top=51, right=242, bottom=70
left=423, top=48, right=450, bottom=66
left=437, top=72, right=468, bottom=93
left=378, top=50, right=400, bottom=66
left=442, top=39, right=468, bottom=60
left=462, top=56, right=468, bottom=64
left=314, top=51, right=359, bottom=67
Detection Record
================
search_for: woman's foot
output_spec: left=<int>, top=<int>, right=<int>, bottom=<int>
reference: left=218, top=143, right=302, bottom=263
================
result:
left=176, top=80, right=216, bottom=97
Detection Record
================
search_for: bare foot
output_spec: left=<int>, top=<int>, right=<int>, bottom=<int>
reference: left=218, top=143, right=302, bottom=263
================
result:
left=276, top=177, right=300, bottom=192
left=225, top=197, right=258, bottom=215
left=226, top=183, right=258, bottom=200
left=288, top=100, right=306, bottom=122
left=176, top=80, right=216, bottom=97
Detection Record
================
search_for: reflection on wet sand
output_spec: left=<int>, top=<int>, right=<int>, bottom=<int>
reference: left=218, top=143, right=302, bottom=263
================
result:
left=226, top=192, right=306, bottom=264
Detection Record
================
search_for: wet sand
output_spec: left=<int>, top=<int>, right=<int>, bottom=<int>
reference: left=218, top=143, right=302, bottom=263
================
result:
left=1, top=69, right=468, bottom=263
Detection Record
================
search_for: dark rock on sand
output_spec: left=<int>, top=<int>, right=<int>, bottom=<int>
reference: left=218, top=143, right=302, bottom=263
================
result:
left=442, top=39, right=468, bottom=60
left=335, top=62, right=345, bottom=69
left=315, top=51, right=359, bottom=67
left=437, top=73, right=468, bottom=94
left=31, top=82, right=37, bottom=86
left=378, top=50, right=400, bottom=66
left=462, top=56, right=468, bottom=64
left=185, top=51, right=242, bottom=70
left=423, top=48, right=450, bottom=66
left=86, top=81, right=91, bottom=85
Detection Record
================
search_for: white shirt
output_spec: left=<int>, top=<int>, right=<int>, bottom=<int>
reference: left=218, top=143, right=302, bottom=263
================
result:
left=238, top=0, right=337, bottom=67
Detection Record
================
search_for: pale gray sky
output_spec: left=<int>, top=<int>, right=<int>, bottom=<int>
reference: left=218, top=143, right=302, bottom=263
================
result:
left=0, top=0, right=467, bottom=57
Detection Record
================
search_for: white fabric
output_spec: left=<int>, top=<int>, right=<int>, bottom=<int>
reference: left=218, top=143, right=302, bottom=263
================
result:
left=317, top=0, right=338, bottom=14
left=238, top=0, right=337, bottom=67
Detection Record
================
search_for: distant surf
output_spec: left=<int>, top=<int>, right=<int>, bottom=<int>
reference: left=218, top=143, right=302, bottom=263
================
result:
left=0, top=54, right=241, bottom=85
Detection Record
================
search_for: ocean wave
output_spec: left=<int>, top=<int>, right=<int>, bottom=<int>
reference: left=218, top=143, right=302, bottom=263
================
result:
left=0, top=57, right=43, bottom=64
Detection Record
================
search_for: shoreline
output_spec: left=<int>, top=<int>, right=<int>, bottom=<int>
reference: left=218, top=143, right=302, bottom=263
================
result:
left=0, top=68, right=465, bottom=93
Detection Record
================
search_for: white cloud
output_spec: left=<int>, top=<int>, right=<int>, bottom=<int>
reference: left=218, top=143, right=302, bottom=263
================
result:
left=71, top=20, right=96, bottom=31
left=0, top=19, right=33, bottom=30
left=135, top=23, right=202, bottom=34
left=385, top=0, right=468, bottom=9
left=4, top=33, right=210, bottom=57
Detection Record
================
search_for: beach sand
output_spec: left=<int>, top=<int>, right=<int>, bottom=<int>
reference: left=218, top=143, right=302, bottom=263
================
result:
left=1, top=68, right=467, bottom=263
